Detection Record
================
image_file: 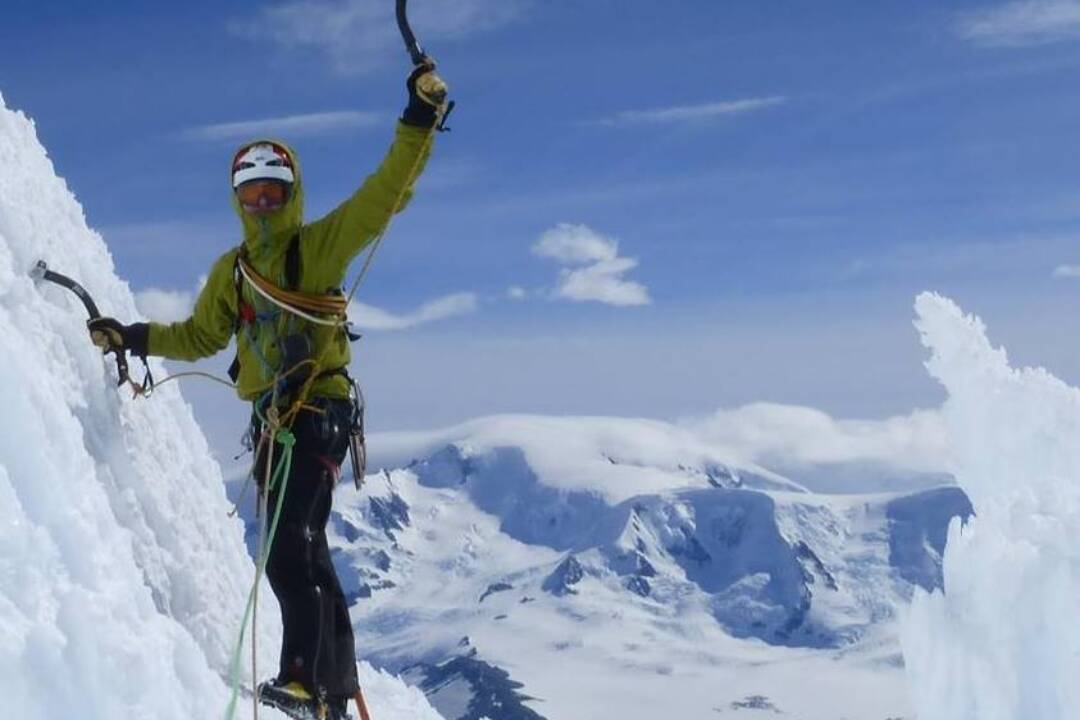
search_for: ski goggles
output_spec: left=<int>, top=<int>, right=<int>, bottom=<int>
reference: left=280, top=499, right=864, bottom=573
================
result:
left=235, top=179, right=291, bottom=213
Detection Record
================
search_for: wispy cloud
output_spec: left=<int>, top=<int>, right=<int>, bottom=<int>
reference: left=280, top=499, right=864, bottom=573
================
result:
left=688, top=403, right=948, bottom=472
left=184, top=111, right=384, bottom=142
left=959, top=0, right=1080, bottom=46
left=349, top=292, right=478, bottom=331
left=684, top=403, right=951, bottom=492
left=415, top=158, right=483, bottom=192
left=135, top=276, right=207, bottom=322
left=592, top=96, right=786, bottom=128
left=236, top=0, right=528, bottom=74
left=1053, top=263, right=1080, bottom=277
left=533, top=223, right=651, bottom=307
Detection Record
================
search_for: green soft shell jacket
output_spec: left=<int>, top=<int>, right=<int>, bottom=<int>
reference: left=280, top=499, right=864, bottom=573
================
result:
left=148, top=122, right=434, bottom=402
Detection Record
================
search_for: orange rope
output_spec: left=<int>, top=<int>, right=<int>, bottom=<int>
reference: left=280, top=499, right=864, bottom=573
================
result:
left=238, top=255, right=348, bottom=318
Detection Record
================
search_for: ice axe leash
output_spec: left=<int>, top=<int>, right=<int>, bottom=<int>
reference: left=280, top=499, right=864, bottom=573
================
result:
left=30, top=260, right=153, bottom=397
left=397, top=0, right=455, bottom=131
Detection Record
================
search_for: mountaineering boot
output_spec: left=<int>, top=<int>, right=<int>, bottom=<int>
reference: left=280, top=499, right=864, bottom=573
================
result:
left=257, top=679, right=325, bottom=720
left=326, top=695, right=353, bottom=720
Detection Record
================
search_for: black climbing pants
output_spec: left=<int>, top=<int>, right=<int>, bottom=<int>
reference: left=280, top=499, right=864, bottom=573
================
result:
left=256, top=399, right=359, bottom=700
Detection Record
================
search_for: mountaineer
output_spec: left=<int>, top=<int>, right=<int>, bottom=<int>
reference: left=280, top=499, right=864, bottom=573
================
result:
left=86, top=62, right=448, bottom=720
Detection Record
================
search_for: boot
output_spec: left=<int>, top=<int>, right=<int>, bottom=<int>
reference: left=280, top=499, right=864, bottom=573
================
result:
left=257, top=679, right=323, bottom=720
left=327, top=694, right=355, bottom=720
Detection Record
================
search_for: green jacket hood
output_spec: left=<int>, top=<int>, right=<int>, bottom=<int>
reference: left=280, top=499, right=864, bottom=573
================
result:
left=230, top=138, right=305, bottom=257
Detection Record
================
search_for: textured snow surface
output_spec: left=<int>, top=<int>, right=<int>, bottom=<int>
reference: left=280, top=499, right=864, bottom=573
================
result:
left=0, top=93, right=442, bottom=720
left=903, top=292, right=1080, bottom=720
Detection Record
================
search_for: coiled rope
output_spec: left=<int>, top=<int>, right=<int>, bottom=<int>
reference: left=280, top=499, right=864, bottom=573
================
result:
left=237, top=257, right=348, bottom=327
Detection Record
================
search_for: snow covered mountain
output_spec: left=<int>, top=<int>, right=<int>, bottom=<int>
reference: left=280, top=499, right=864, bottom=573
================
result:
left=0, top=93, right=443, bottom=720
left=326, top=416, right=971, bottom=720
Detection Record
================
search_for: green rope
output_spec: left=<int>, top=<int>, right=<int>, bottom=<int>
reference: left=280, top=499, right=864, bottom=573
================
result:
left=223, top=428, right=297, bottom=720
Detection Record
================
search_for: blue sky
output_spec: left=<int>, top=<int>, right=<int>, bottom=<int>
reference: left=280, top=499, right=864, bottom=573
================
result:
left=5, top=0, right=1080, bottom=438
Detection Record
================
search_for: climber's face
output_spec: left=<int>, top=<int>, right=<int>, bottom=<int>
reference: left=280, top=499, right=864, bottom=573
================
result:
left=235, top=179, right=291, bottom=216
left=231, top=141, right=296, bottom=217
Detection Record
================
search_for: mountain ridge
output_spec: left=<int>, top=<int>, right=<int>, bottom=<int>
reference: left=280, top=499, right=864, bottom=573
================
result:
left=325, top=419, right=969, bottom=720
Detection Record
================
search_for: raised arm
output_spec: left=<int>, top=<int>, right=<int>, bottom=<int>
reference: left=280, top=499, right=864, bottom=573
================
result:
left=302, top=64, right=446, bottom=276
left=303, top=121, right=434, bottom=272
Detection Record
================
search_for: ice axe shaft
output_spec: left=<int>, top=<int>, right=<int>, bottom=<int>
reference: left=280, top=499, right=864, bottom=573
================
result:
left=31, top=260, right=101, bottom=317
left=31, top=260, right=131, bottom=388
left=396, top=0, right=427, bottom=66
left=395, top=0, right=454, bottom=129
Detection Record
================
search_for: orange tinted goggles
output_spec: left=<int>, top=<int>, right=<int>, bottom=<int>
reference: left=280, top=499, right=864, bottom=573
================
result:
left=235, top=180, right=290, bottom=210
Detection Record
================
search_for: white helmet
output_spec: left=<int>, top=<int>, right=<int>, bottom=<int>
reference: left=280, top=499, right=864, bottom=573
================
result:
left=231, top=142, right=295, bottom=188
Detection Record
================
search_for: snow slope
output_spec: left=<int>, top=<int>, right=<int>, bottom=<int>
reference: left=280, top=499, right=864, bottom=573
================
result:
left=0, top=93, right=442, bottom=720
left=903, top=293, right=1080, bottom=720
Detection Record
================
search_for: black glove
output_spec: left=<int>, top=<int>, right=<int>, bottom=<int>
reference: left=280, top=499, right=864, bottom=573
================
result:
left=401, top=62, right=449, bottom=129
left=87, top=318, right=149, bottom=359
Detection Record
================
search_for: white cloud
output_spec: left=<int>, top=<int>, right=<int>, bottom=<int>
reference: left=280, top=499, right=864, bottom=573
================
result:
left=533, top=224, right=617, bottom=264
left=594, top=97, right=786, bottom=127
left=532, top=223, right=651, bottom=307
left=959, top=0, right=1080, bottom=46
left=349, top=292, right=477, bottom=330
left=185, top=110, right=383, bottom=142
left=135, top=276, right=207, bottom=323
left=686, top=403, right=951, bottom=478
left=237, top=0, right=528, bottom=74
left=554, top=258, right=651, bottom=307
left=1053, top=264, right=1080, bottom=277
left=506, top=286, right=527, bottom=300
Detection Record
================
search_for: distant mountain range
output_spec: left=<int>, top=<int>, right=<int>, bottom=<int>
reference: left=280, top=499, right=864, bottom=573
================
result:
left=306, top=415, right=971, bottom=720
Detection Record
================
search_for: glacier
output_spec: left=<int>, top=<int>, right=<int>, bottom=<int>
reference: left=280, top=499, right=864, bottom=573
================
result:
left=903, top=293, right=1080, bottom=720
left=0, top=93, right=442, bottom=719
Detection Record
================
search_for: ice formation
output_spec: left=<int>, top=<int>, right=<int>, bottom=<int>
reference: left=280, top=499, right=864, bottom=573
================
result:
left=903, top=292, right=1080, bottom=720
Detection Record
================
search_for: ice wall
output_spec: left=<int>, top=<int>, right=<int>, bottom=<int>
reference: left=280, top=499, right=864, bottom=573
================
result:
left=902, top=293, right=1080, bottom=719
left=0, top=91, right=279, bottom=719
left=0, top=94, right=442, bottom=720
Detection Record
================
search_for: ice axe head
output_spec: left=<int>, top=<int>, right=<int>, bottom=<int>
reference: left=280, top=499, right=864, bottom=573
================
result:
left=29, top=260, right=48, bottom=283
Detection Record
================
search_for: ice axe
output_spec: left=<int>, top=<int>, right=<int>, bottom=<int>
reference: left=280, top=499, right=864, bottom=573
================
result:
left=396, top=0, right=454, bottom=129
left=30, top=260, right=150, bottom=394
left=396, top=0, right=428, bottom=67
